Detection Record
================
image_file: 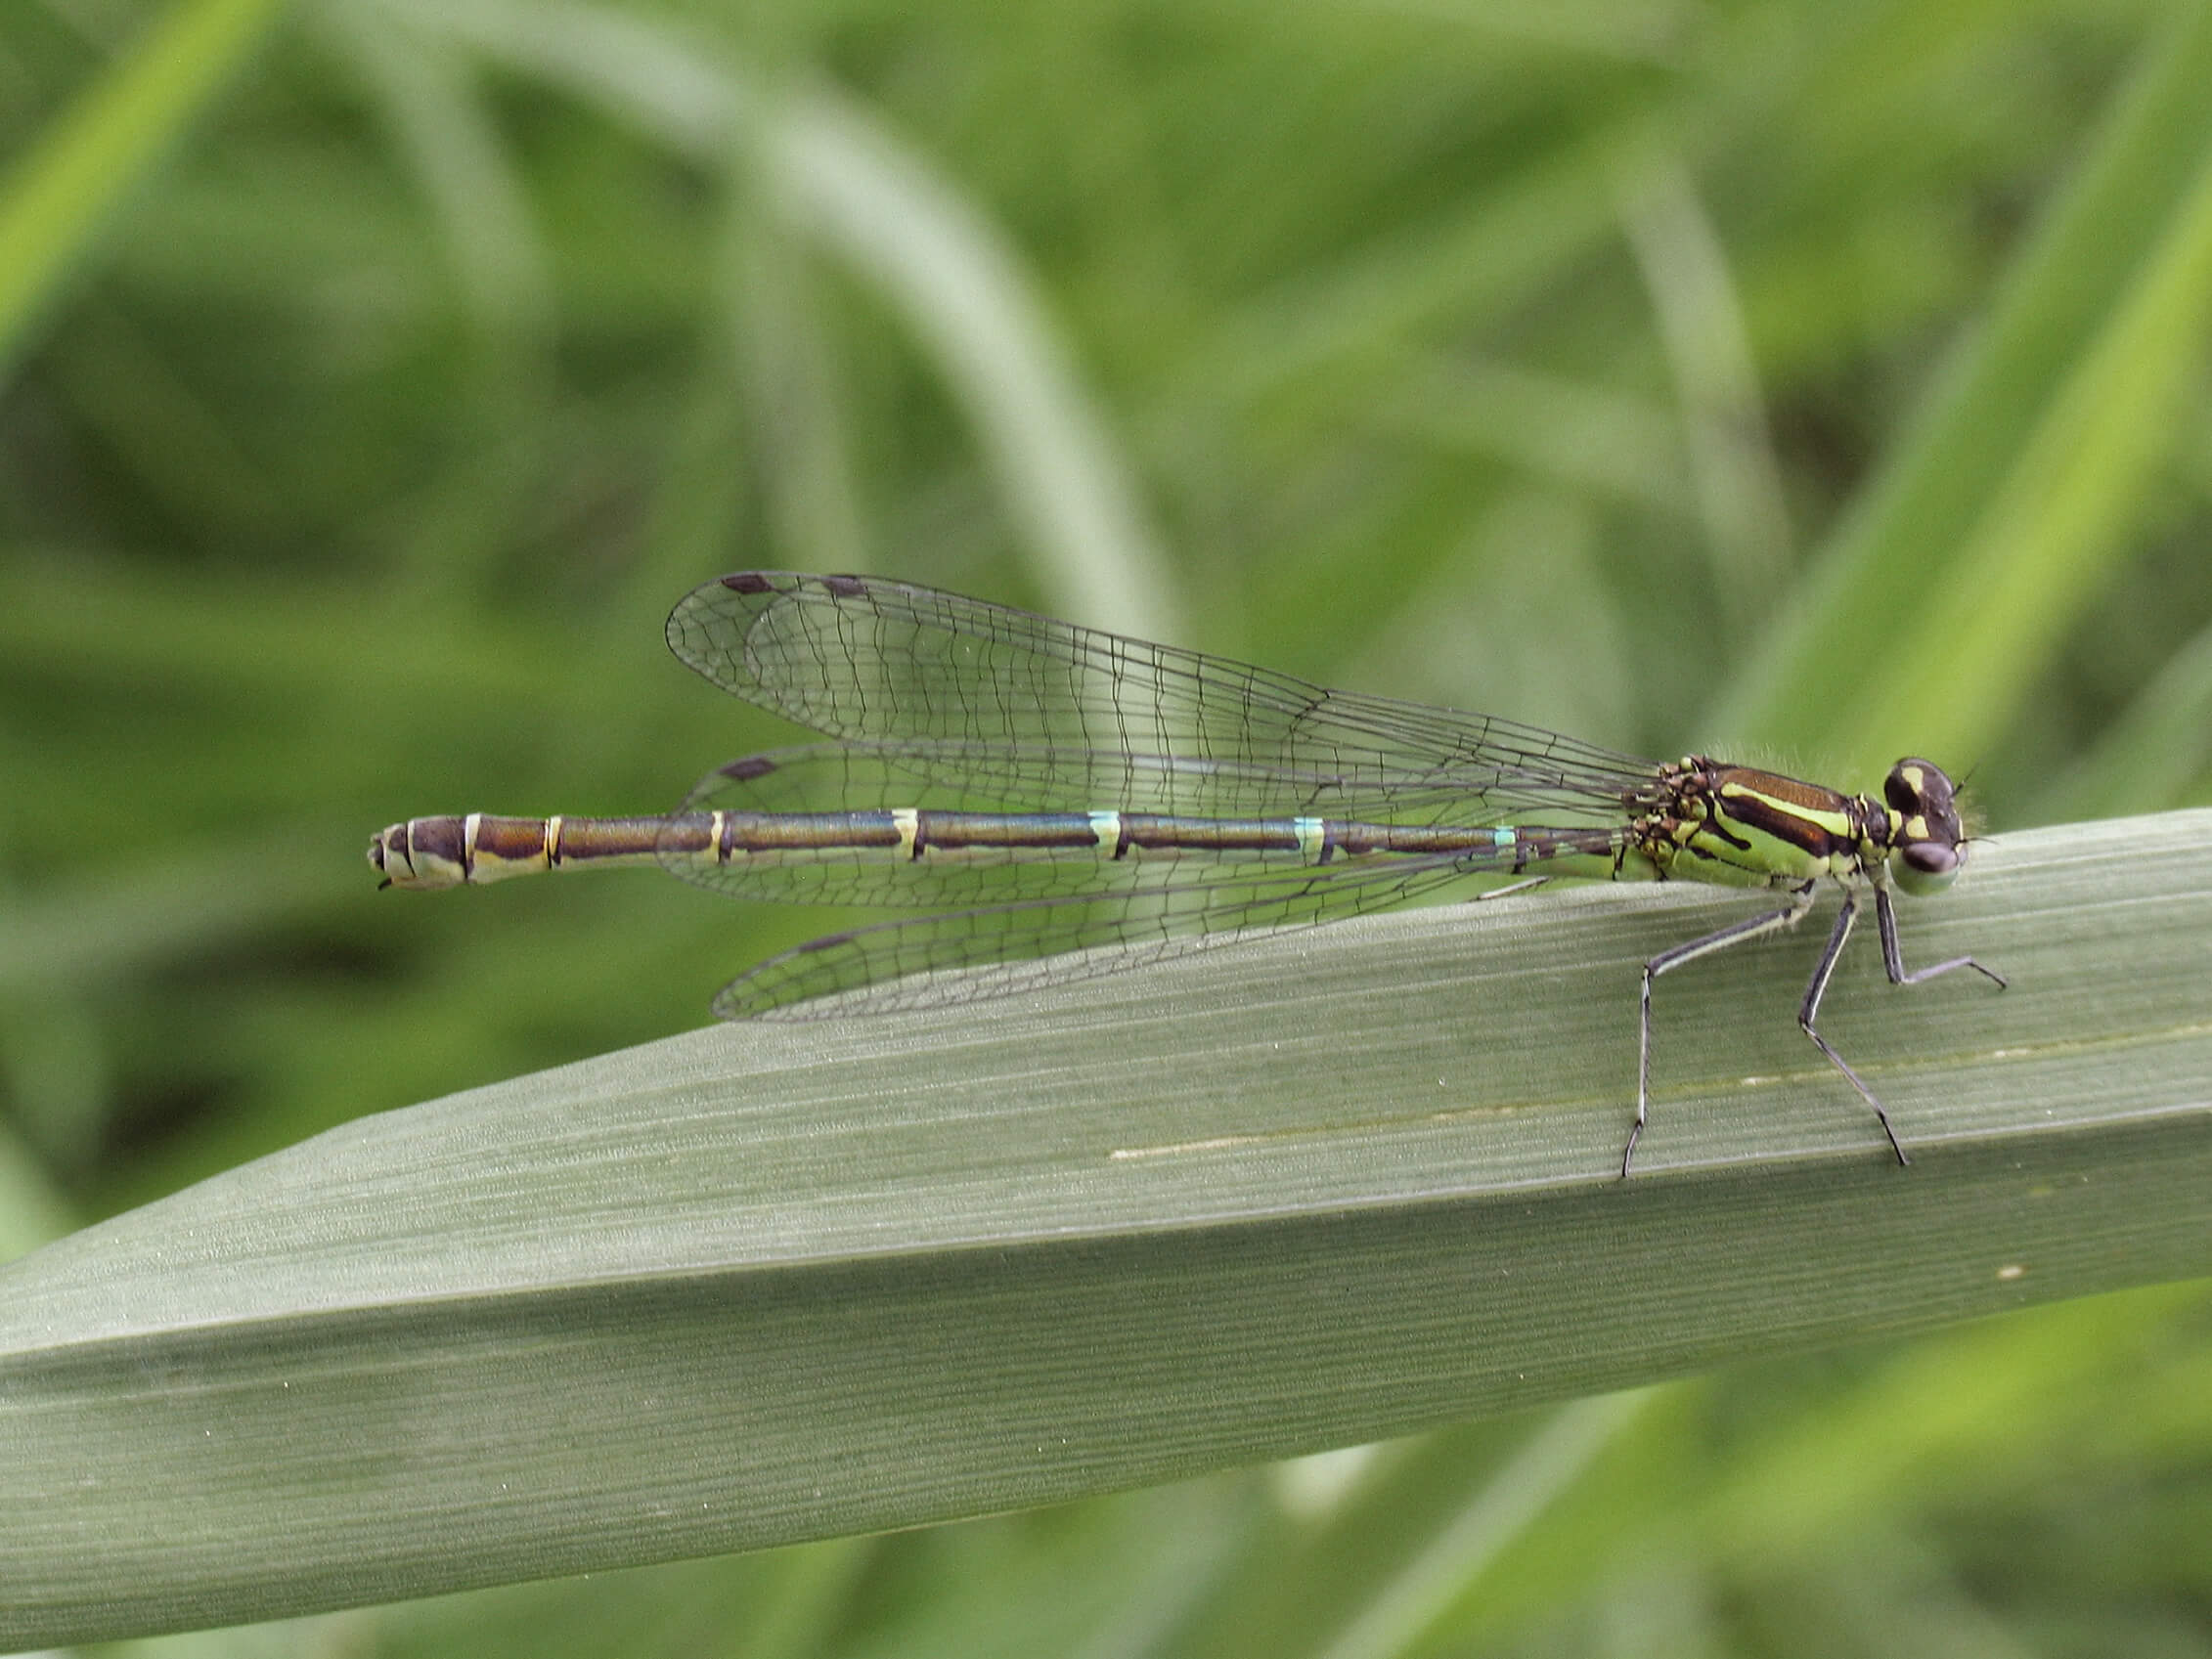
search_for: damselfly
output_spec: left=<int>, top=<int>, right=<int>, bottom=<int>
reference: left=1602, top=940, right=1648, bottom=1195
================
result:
left=371, top=572, right=2005, bottom=1174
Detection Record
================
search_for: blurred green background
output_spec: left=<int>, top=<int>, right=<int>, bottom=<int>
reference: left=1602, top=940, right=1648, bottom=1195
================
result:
left=4, top=0, right=2212, bottom=1651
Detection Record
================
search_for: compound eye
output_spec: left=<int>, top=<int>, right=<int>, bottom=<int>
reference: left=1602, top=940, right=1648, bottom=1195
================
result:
left=1886, top=756, right=1960, bottom=814
left=1902, top=841, right=1958, bottom=878
left=1892, top=837, right=1964, bottom=895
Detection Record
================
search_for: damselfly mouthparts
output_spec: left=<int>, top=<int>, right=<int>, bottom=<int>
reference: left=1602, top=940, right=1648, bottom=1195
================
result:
left=371, top=572, right=2005, bottom=1174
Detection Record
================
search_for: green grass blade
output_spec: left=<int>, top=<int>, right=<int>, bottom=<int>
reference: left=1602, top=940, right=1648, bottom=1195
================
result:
left=0, top=0, right=289, bottom=381
left=2032, top=617, right=2212, bottom=820
left=2, top=810, right=2207, bottom=1645
left=1711, top=9, right=2212, bottom=774
left=371, top=0, right=1176, bottom=635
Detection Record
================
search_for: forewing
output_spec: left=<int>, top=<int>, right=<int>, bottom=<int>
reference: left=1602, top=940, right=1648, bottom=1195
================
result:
left=665, top=572, right=1656, bottom=801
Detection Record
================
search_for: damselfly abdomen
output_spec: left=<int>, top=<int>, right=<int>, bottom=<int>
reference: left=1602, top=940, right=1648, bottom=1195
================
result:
left=371, top=572, right=2005, bottom=1174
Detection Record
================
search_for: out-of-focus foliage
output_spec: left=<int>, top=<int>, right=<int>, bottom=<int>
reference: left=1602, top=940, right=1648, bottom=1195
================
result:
left=2, top=0, right=2209, bottom=1651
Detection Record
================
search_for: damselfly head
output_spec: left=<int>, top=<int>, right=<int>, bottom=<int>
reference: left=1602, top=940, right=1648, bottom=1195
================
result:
left=1883, top=758, right=1967, bottom=895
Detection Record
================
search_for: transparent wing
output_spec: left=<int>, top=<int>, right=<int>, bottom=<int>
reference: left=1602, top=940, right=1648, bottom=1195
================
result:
left=659, top=573, right=1656, bottom=1021
left=716, top=851, right=1484, bottom=1019
left=665, top=573, right=1659, bottom=804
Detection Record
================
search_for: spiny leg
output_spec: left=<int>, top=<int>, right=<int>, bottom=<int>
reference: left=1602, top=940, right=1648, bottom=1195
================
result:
left=1873, top=885, right=2008, bottom=991
left=1800, top=885, right=2010, bottom=1167
left=1624, top=884, right=1816, bottom=1178
left=1795, top=888, right=1911, bottom=1166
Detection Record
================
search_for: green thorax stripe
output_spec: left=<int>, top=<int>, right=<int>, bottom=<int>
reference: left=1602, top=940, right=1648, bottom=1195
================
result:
left=1652, top=764, right=1871, bottom=885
